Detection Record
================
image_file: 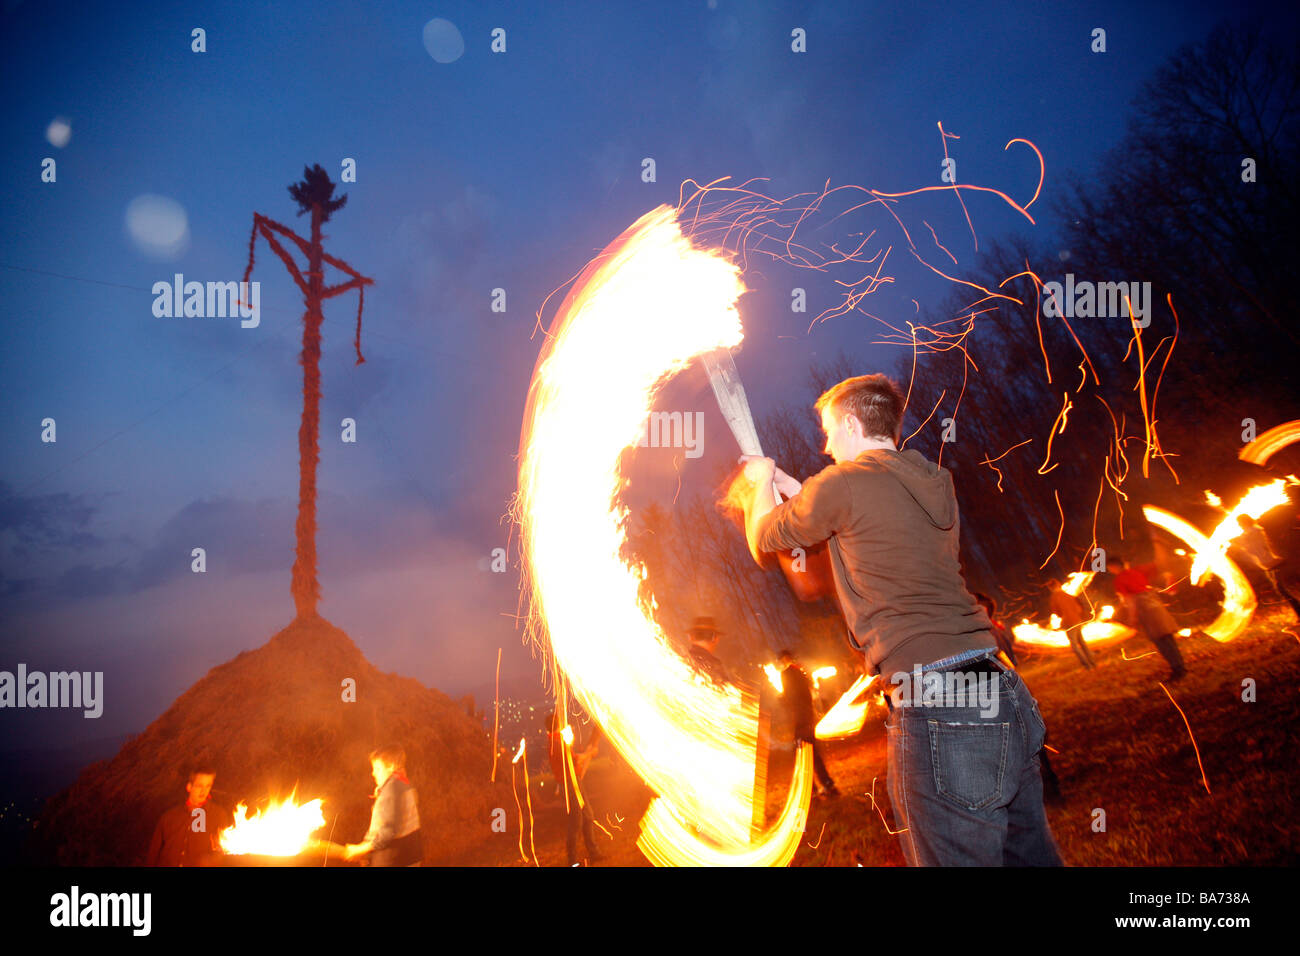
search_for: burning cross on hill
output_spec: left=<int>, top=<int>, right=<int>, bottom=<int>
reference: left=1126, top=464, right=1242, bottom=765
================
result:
left=241, top=163, right=375, bottom=620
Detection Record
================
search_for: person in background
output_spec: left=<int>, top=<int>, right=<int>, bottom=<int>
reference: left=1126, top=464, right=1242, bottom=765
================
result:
left=547, top=712, right=605, bottom=866
left=1235, top=513, right=1300, bottom=624
left=1047, top=579, right=1097, bottom=670
left=778, top=650, right=839, bottom=798
left=686, top=616, right=730, bottom=685
left=1112, top=555, right=1187, bottom=682
left=343, top=746, right=423, bottom=866
left=146, top=767, right=233, bottom=866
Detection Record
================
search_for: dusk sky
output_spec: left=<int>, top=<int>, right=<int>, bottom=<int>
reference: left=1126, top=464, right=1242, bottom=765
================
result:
left=1, top=0, right=1264, bottom=759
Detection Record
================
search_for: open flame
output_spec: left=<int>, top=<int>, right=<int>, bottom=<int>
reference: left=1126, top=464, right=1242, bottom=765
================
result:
left=815, top=674, right=881, bottom=740
left=1061, top=571, right=1092, bottom=596
left=810, top=666, right=837, bottom=689
left=517, top=206, right=810, bottom=865
left=1012, top=618, right=1131, bottom=648
left=1134, top=479, right=1293, bottom=644
left=763, top=664, right=784, bottom=693
left=218, top=792, right=325, bottom=857
left=1012, top=570, right=1133, bottom=648
left=1188, top=479, right=1291, bottom=586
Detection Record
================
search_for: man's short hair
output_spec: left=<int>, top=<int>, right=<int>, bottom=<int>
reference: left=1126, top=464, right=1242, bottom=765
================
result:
left=778, top=649, right=794, bottom=662
left=369, top=745, right=406, bottom=771
left=815, top=374, right=906, bottom=444
left=187, top=768, right=215, bottom=784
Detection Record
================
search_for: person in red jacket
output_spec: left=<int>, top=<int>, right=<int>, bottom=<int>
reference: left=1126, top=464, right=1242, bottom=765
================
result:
left=145, top=768, right=232, bottom=866
left=1112, top=555, right=1187, bottom=681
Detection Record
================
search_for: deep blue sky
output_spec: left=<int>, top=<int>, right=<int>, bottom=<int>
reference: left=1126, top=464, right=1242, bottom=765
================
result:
left=1, top=0, right=1258, bottom=752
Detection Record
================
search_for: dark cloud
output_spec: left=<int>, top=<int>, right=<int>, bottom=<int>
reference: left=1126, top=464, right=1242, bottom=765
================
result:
left=22, top=484, right=482, bottom=601
left=0, top=481, right=103, bottom=552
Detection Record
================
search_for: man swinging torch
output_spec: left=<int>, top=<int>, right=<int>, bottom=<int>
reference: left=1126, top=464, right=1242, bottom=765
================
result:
left=738, top=372, right=1063, bottom=866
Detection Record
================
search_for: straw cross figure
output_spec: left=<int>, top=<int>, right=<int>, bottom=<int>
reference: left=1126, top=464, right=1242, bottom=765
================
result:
left=242, top=163, right=374, bottom=620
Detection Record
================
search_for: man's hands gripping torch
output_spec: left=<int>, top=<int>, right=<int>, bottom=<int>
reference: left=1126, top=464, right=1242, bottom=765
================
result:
left=702, top=349, right=831, bottom=599
left=739, top=455, right=801, bottom=562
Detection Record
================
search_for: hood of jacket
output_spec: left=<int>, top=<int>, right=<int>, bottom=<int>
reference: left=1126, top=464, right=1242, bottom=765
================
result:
left=857, top=447, right=957, bottom=531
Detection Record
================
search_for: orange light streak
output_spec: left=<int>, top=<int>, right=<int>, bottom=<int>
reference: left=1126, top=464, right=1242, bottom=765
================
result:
left=1239, top=420, right=1300, bottom=466
left=1037, top=489, right=1065, bottom=570
left=490, top=646, right=502, bottom=783
left=936, top=121, right=978, bottom=250
left=1036, top=393, right=1072, bottom=475
left=978, top=438, right=1033, bottom=494
left=1158, top=682, right=1211, bottom=795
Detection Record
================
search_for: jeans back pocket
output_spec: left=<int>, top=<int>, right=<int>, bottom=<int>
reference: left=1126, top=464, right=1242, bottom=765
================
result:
left=927, top=719, right=1009, bottom=811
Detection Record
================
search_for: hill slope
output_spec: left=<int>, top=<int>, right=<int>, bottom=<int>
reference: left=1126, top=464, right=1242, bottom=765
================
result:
left=33, top=614, right=504, bottom=865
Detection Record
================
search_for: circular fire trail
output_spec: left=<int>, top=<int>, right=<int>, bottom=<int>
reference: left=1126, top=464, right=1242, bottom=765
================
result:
left=516, top=206, right=811, bottom=866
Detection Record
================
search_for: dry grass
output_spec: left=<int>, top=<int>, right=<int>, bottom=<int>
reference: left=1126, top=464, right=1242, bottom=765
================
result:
left=485, top=605, right=1300, bottom=866
left=784, top=606, right=1300, bottom=866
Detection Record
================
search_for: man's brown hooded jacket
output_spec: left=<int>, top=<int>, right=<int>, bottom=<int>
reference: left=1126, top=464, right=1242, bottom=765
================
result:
left=756, top=447, right=994, bottom=678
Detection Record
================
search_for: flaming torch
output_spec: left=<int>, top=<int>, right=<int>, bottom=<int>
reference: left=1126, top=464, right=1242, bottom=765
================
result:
left=763, top=664, right=784, bottom=693
left=1012, top=571, right=1132, bottom=648
left=815, top=674, right=883, bottom=740
left=1141, top=478, right=1292, bottom=643
left=1186, top=479, right=1292, bottom=587
left=517, top=206, right=811, bottom=866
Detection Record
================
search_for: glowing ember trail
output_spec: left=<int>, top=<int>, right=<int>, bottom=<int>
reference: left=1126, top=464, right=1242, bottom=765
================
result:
left=1239, top=420, right=1300, bottom=466
left=218, top=793, right=325, bottom=856
left=516, top=205, right=810, bottom=866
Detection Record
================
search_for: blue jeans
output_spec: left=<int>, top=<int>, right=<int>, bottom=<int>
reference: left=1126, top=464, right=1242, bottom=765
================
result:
left=885, top=654, right=1064, bottom=866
